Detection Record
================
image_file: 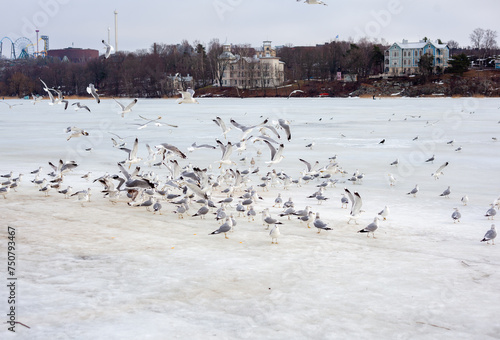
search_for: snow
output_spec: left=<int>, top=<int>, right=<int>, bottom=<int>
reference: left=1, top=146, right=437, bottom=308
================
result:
left=1, top=97, right=500, bottom=339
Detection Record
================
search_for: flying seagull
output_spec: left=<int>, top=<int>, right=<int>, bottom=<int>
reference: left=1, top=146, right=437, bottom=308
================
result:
left=72, top=102, right=91, bottom=112
left=102, top=39, right=114, bottom=59
left=114, top=98, right=138, bottom=117
left=177, top=89, right=199, bottom=104
left=287, top=89, right=304, bottom=99
left=87, top=84, right=100, bottom=104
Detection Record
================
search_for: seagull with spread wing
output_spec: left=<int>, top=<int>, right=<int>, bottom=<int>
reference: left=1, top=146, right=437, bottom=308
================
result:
left=113, top=98, right=138, bottom=117
left=102, top=39, right=114, bottom=59
left=264, top=140, right=285, bottom=167
left=177, top=88, right=199, bottom=104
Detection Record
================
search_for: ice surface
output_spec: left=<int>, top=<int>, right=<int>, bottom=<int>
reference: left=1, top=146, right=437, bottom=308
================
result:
left=1, top=97, right=500, bottom=339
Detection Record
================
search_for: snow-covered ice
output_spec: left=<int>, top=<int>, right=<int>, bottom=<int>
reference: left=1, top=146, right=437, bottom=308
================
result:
left=1, top=97, right=500, bottom=339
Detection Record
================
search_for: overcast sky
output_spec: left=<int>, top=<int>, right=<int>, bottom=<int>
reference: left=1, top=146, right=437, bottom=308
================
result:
left=2, top=0, right=499, bottom=57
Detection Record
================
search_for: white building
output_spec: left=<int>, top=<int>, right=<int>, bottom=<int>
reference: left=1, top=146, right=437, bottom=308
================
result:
left=218, top=41, right=285, bottom=89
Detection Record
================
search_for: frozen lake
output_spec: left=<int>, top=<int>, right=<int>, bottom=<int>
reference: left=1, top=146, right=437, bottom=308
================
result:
left=1, top=97, right=500, bottom=339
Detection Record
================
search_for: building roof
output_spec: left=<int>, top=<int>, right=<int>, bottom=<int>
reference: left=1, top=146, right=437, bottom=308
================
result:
left=391, top=40, right=448, bottom=50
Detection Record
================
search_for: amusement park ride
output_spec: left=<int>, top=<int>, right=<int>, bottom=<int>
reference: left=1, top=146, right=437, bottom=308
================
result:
left=0, top=30, right=49, bottom=59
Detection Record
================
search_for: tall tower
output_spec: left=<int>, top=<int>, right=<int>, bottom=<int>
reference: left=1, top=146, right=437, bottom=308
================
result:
left=114, top=10, right=118, bottom=52
left=36, top=29, right=39, bottom=56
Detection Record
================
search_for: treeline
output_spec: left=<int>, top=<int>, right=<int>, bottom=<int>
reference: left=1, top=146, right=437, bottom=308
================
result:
left=0, top=37, right=497, bottom=98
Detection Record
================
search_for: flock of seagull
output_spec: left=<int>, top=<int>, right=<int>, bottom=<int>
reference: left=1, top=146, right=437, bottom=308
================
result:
left=0, top=88, right=498, bottom=246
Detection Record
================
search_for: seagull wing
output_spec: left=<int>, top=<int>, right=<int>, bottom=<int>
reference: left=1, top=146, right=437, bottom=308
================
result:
left=113, top=98, right=126, bottom=111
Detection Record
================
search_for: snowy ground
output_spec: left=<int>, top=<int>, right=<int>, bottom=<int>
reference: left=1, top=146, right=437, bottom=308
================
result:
left=1, top=97, right=500, bottom=339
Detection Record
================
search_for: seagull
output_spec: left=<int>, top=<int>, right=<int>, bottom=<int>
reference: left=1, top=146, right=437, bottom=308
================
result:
left=313, top=212, right=332, bottom=233
left=262, top=209, right=283, bottom=230
left=31, top=93, right=43, bottom=105
left=432, top=162, right=449, bottom=180
left=480, top=224, right=497, bottom=245
left=451, top=208, right=461, bottom=223
left=340, top=194, right=349, bottom=209
left=407, top=185, right=419, bottom=197
left=425, top=155, right=435, bottom=163
left=71, top=188, right=91, bottom=206
left=378, top=139, right=386, bottom=144
left=440, top=186, right=451, bottom=198
left=390, top=158, right=399, bottom=166
left=213, top=116, right=231, bottom=139
left=485, top=204, right=497, bottom=220
left=53, top=89, right=69, bottom=109
left=155, top=143, right=187, bottom=160
left=287, top=89, right=304, bottom=99
left=72, top=102, right=91, bottom=112
left=215, top=139, right=235, bottom=168
left=153, top=199, right=163, bottom=215
left=193, top=204, right=209, bottom=219
left=0, top=101, right=23, bottom=109
left=299, top=0, right=328, bottom=5
left=102, top=39, right=114, bottom=58
left=263, top=140, right=285, bottom=167
left=270, top=224, right=280, bottom=244
left=66, top=126, right=89, bottom=141
left=378, top=206, right=390, bottom=220
left=345, top=188, right=363, bottom=224
left=278, top=118, right=292, bottom=141
left=388, top=173, right=396, bottom=186
left=358, top=217, right=380, bottom=238
left=121, top=138, right=142, bottom=168
left=230, top=117, right=268, bottom=141
left=114, top=98, right=138, bottom=117
left=177, top=88, right=199, bottom=104
left=58, top=186, right=73, bottom=199
left=461, top=195, right=469, bottom=206
left=0, top=186, right=10, bottom=199
left=210, top=217, right=232, bottom=239
left=87, top=84, right=100, bottom=104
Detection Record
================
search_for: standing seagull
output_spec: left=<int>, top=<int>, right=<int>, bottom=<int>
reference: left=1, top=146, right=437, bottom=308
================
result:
left=440, top=186, right=451, bottom=198
left=345, top=188, right=363, bottom=224
left=102, top=39, right=114, bottom=59
left=269, top=224, right=280, bottom=244
left=87, top=84, right=100, bottom=104
left=407, top=184, right=419, bottom=197
left=113, top=98, right=138, bottom=117
left=313, top=212, right=332, bottom=233
left=425, top=155, right=435, bottom=163
left=485, top=204, right=497, bottom=220
left=378, top=206, right=390, bottom=220
left=210, top=217, right=233, bottom=239
left=358, top=217, right=380, bottom=238
left=451, top=208, right=461, bottom=223
left=461, top=195, right=469, bottom=206
left=480, top=224, right=497, bottom=245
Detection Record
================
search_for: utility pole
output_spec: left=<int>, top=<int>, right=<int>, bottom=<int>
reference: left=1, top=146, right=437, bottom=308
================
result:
left=114, top=10, right=118, bottom=52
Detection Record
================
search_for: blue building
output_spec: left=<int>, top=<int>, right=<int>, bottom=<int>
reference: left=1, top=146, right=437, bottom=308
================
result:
left=385, top=39, right=450, bottom=76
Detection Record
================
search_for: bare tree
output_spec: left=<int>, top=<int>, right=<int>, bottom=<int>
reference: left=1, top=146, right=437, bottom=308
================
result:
left=470, top=28, right=485, bottom=49
left=483, top=29, right=498, bottom=52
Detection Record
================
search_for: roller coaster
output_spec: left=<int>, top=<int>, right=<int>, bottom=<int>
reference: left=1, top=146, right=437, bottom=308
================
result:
left=0, top=36, right=48, bottom=59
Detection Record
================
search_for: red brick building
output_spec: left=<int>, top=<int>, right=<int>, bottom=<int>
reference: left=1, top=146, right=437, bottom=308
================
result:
left=47, top=48, right=99, bottom=63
